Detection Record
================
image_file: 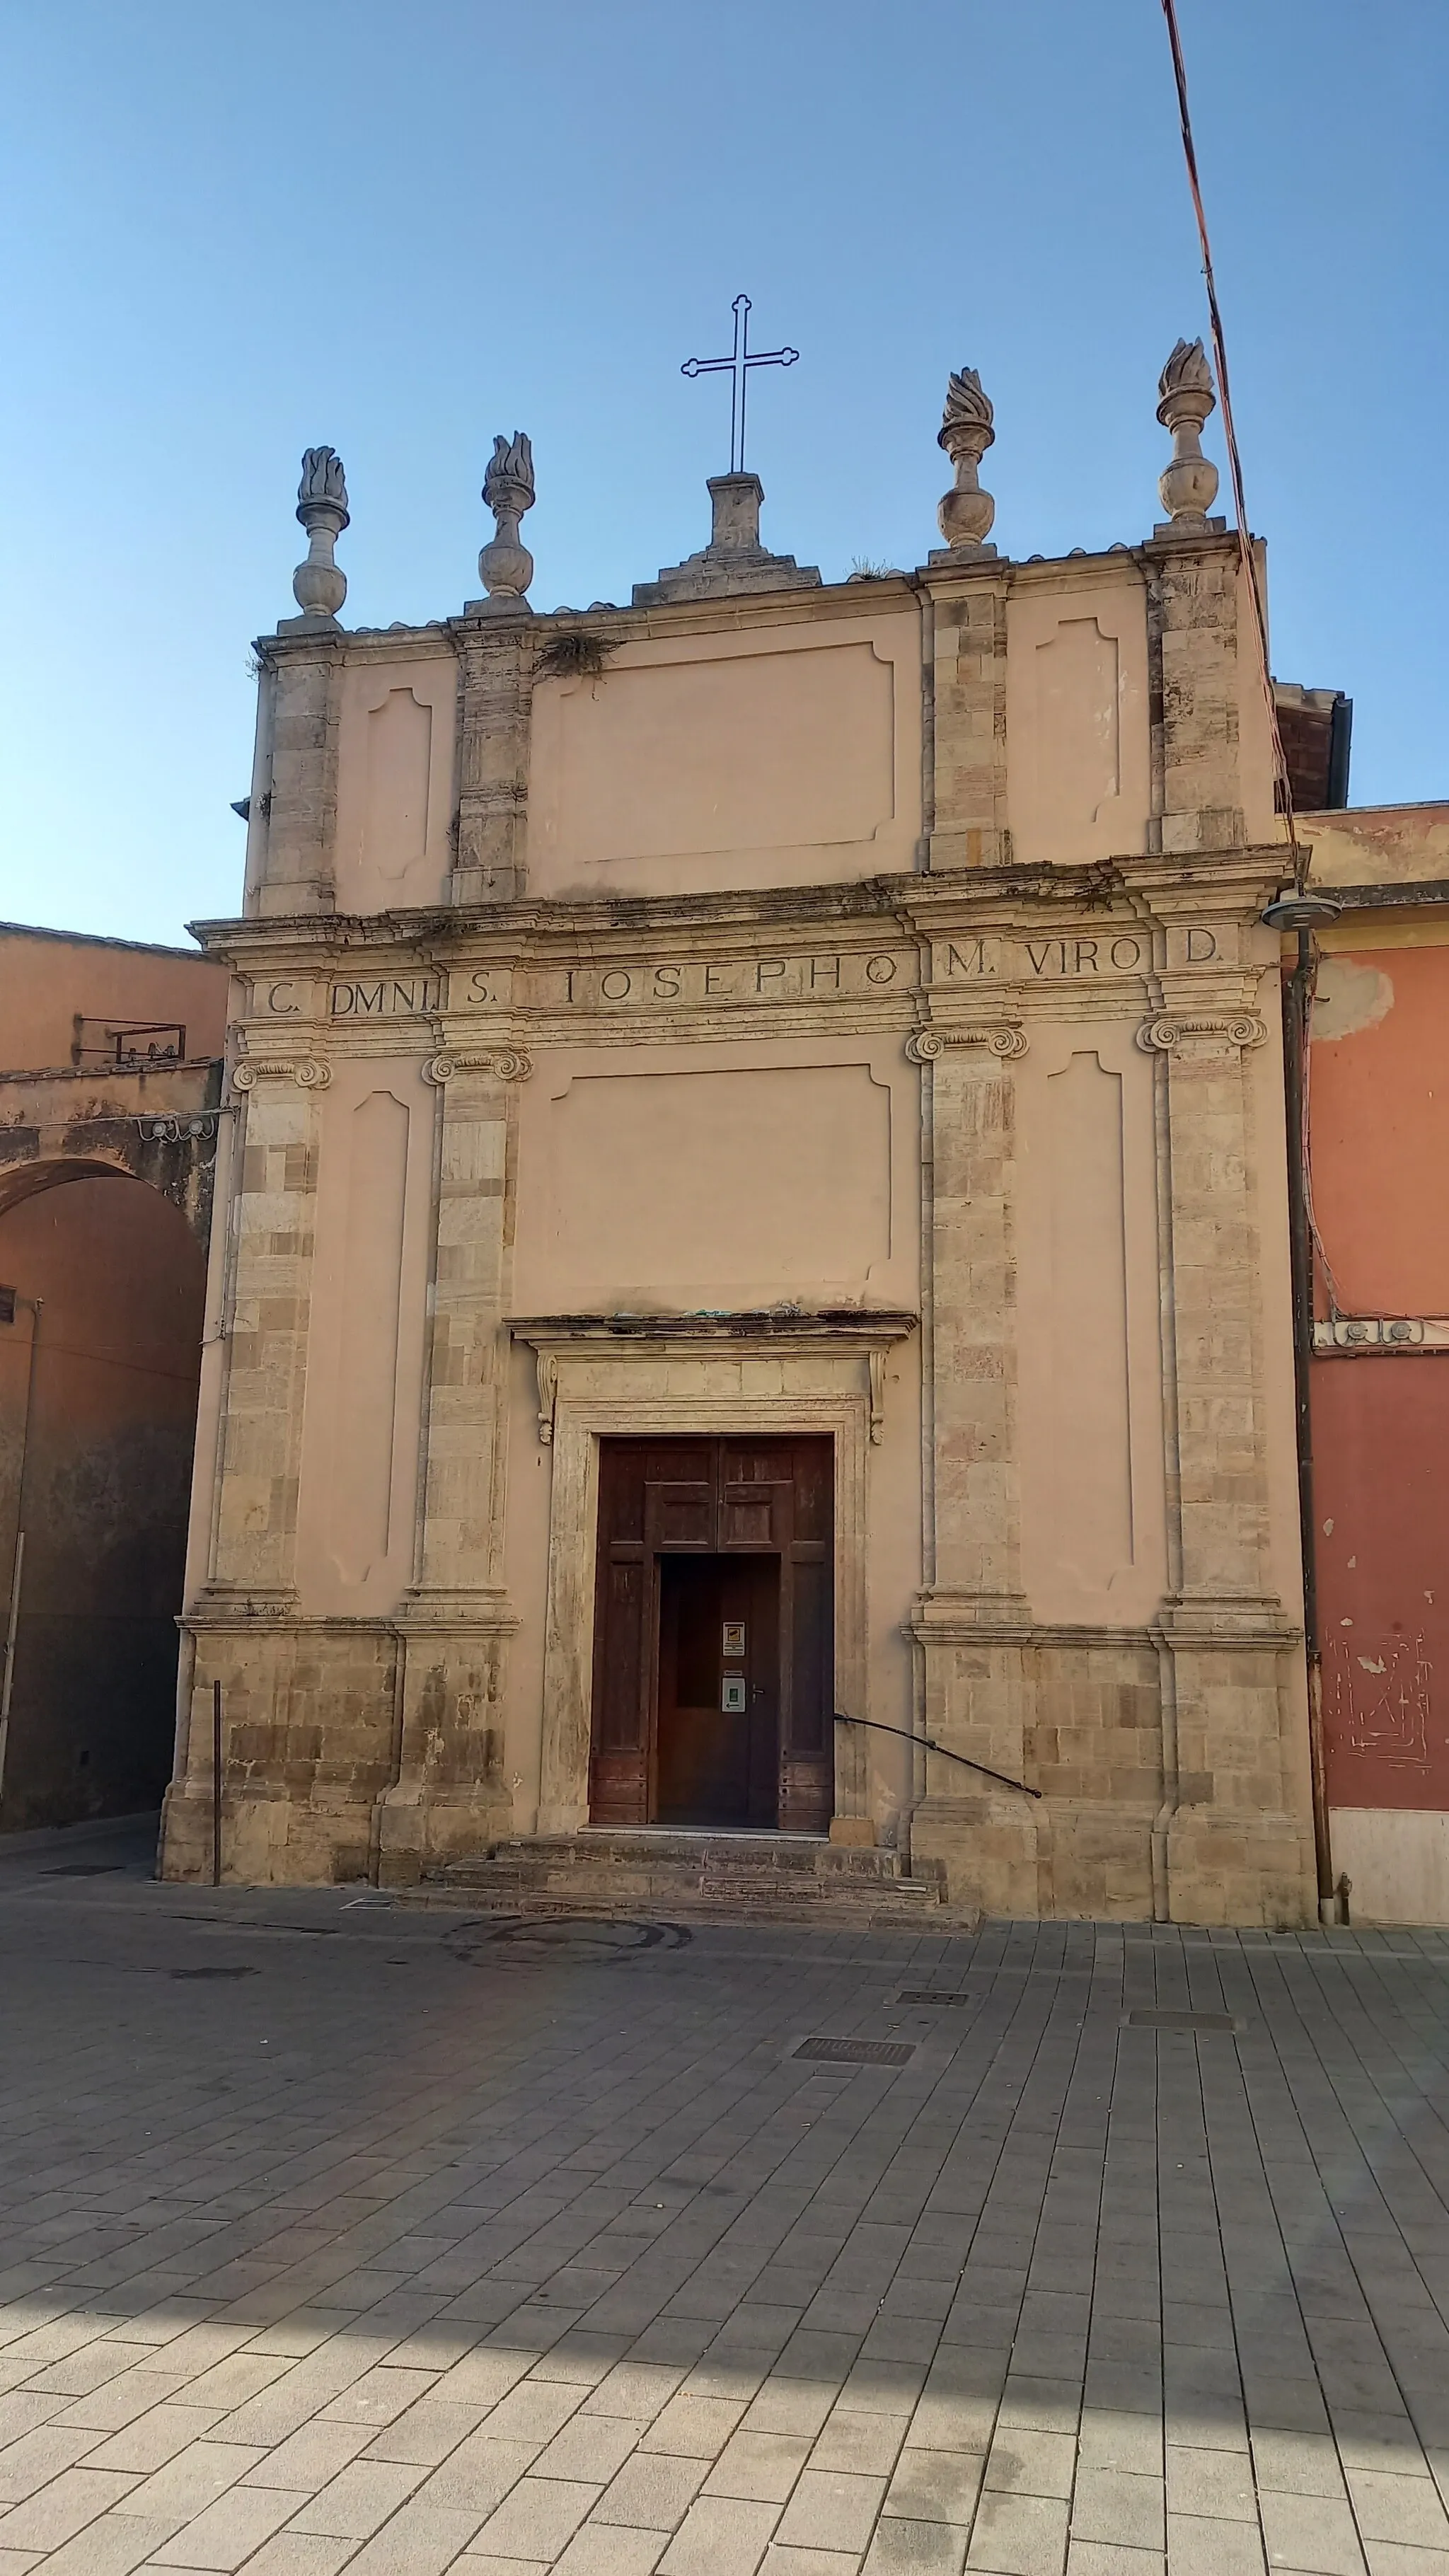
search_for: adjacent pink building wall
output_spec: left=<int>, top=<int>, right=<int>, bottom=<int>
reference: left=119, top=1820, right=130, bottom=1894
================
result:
left=0, top=1177, right=207, bottom=1826
left=1308, top=934, right=1449, bottom=1898
left=0, top=923, right=227, bottom=1071
left=0, top=924, right=226, bottom=1831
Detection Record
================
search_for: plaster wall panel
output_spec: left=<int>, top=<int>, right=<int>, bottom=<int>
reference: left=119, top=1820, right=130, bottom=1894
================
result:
left=1303, top=801, right=1449, bottom=888
left=1313, top=1352, right=1449, bottom=1813
left=1017, top=1028, right=1166, bottom=1624
left=1006, top=581, right=1150, bottom=865
left=529, top=613, right=921, bottom=897
left=513, top=1041, right=916, bottom=1314
left=333, top=655, right=457, bottom=913
left=295, top=1061, right=432, bottom=1614
left=1327, top=1809, right=1449, bottom=1925
left=1307, top=944, right=1449, bottom=1315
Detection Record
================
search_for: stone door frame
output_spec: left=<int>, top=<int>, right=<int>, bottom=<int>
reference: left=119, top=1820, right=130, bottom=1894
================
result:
left=509, top=1317, right=916, bottom=1834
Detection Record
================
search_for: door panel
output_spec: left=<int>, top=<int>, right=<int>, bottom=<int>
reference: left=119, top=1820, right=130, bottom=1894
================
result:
left=656, top=1556, right=778, bottom=1827
left=589, top=1436, right=834, bottom=1831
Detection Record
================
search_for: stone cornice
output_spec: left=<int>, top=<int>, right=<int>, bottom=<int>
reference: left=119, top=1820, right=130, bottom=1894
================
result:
left=245, top=536, right=1246, bottom=671
left=509, top=1309, right=918, bottom=1345
left=189, top=848, right=1295, bottom=974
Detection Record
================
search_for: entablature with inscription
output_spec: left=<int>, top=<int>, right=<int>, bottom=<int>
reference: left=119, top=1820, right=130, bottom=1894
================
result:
left=201, top=849, right=1288, bottom=1066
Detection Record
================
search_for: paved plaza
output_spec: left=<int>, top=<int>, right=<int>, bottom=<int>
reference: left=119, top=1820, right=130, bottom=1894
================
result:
left=0, top=1824, right=1448, bottom=2576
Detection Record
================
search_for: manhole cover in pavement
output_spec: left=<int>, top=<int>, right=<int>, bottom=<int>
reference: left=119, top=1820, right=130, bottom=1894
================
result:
left=447, top=1916, right=693, bottom=1966
left=792, top=2036, right=917, bottom=2067
left=1126, top=2008, right=1239, bottom=2033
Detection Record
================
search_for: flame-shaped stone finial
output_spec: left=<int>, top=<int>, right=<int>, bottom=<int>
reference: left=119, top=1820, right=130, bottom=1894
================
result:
left=935, top=367, right=996, bottom=555
left=291, top=445, right=350, bottom=619
left=478, top=433, right=536, bottom=610
left=1155, top=338, right=1220, bottom=528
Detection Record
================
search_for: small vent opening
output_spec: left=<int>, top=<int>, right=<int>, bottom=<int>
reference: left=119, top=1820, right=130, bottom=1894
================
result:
left=792, top=2036, right=916, bottom=2067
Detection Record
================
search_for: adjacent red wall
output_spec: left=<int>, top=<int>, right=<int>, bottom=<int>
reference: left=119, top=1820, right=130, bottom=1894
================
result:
left=1309, top=938, right=1449, bottom=1818
left=1315, top=1358, right=1449, bottom=1809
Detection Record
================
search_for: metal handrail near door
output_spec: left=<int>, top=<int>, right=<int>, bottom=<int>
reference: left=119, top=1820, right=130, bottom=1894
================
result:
left=833, top=1709, right=1041, bottom=1799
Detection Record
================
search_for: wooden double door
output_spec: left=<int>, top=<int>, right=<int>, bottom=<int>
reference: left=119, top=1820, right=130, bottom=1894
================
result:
left=589, top=1437, right=834, bottom=1833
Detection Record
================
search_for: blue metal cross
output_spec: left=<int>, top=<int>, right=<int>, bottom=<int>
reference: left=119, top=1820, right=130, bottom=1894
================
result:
left=681, top=294, right=799, bottom=476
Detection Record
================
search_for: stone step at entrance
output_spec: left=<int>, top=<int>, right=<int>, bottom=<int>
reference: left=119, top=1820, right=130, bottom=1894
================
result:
left=413, top=1828, right=969, bottom=1927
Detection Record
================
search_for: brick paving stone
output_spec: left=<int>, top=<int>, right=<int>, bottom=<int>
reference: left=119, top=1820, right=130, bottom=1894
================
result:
left=286, top=2454, right=427, bottom=2537
left=884, top=2449, right=984, bottom=2524
left=1360, top=2551, right=1449, bottom=2576
left=1258, top=2492, right=1368, bottom=2575
left=0, top=2464, right=141, bottom=2551
left=986, top=2434, right=1078, bottom=2500
left=966, top=2488, right=1070, bottom=2575
left=553, top=2528, right=672, bottom=2575
left=1071, top=2470, right=1165, bottom=2552
left=213, top=2539, right=357, bottom=2576
left=1067, top=2548, right=1164, bottom=2576
left=864, top=2522, right=969, bottom=2572
left=1166, top=2513, right=1266, bottom=2576
left=1160, top=2452, right=1253, bottom=2514
left=659, top=2492, right=781, bottom=2574
left=705, top=2430, right=814, bottom=2502
left=592, top=2452, right=709, bottom=2529
left=342, top=2498, right=492, bottom=2571
left=469, top=2476, right=605, bottom=2559
left=24, top=2510, right=178, bottom=2573
left=775, top=2468, right=887, bottom=2551
left=762, top=2547, right=864, bottom=2576
left=149, top=2479, right=301, bottom=2565
left=1349, top=2476, right=1449, bottom=2548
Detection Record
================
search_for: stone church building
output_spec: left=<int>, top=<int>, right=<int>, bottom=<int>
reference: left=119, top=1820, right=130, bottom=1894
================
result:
left=161, top=342, right=1315, bottom=1925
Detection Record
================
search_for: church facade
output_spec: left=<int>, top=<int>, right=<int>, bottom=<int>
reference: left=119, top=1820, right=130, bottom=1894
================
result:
left=161, top=348, right=1316, bottom=1925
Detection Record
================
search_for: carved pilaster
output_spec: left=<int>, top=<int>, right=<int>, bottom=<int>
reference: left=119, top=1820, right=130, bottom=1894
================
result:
left=912, top=1041, right=1037, bottom=1912
left=451, top=620, right=534, bottom=903
left=1148, top=977, right=1315, bottom=1924
left=207, top=1068, right=326, bottom=1595
left=1143, top=531, right=1247, bottom=857
left=250, top=633, right=345, bottom=917
left=376, top=1055, right=521, bottom=1882
left=923, top=565, right=1010, bottom=870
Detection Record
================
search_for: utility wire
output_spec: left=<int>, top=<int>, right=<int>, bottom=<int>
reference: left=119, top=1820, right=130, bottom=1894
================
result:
left=1159, top=0, right=1303, bottom=889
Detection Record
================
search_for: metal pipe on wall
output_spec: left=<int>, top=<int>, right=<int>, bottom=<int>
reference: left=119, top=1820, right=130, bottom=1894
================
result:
left=1283, top=932, right=1335, bottom=1914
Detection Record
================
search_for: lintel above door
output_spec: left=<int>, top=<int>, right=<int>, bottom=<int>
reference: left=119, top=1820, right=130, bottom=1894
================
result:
left=509, top=1309, right=918, bottom=1450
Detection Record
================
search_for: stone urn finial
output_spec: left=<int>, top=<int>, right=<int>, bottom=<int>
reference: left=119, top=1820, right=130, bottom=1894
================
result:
left=291, top=446, right=350, bottom=618
left=1156, top=337, right=1220, bottom=527
left=478, top=432, right=535, bottom=610
left=936, top=366, right=996, bottom=554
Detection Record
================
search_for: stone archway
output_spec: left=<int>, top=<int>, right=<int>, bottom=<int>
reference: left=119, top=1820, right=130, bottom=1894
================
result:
left=0, top=1058, right=222, bottom=1245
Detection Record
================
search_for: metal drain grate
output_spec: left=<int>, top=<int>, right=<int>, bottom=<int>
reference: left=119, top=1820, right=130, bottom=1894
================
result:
left=1126, top=2008, right=1238, bottom=2033
left=792, top=2036, right=916, bottom=2067
left=896, top=1989, right=974, bottom=2007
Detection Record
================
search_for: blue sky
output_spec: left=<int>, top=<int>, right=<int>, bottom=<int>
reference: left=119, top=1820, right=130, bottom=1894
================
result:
left=2, top=0, right=1444, bottom=949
